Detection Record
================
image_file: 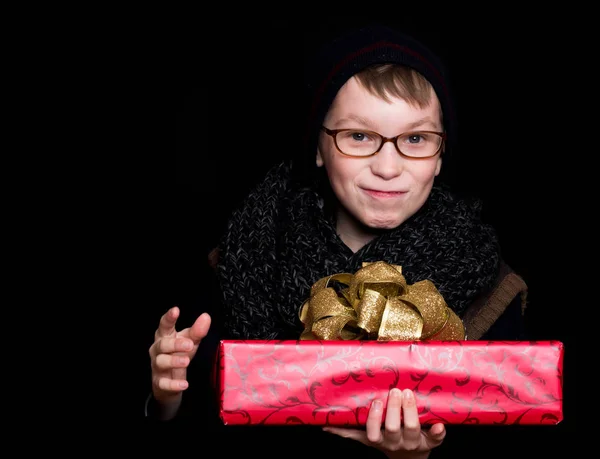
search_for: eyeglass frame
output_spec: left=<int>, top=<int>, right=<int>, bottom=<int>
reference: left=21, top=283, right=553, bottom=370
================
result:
left=321, top=126, right=446, bottom=160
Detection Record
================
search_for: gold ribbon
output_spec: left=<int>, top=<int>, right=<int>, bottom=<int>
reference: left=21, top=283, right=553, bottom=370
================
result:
left=299, top=261, right=465, bottom=341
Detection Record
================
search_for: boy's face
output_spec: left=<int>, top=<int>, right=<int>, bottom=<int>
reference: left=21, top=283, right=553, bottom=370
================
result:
left=317, top=76, right=443, bottom=237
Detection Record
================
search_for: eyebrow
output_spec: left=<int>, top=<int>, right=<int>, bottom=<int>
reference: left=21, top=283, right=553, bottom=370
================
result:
left=404, top=117, right=440, bottom=130
left=333, top=115, right=376, bottom=128
left=333, top=115, right=440, bottom=131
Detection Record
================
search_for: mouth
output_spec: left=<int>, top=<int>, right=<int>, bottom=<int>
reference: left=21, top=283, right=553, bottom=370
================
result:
left=363, top=189, right=407, bottom=199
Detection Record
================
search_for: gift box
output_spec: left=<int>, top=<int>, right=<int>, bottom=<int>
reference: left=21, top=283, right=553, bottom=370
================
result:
left=216, top=339, right=564, bottom=426
left=216, top=262, right=563, bottom=426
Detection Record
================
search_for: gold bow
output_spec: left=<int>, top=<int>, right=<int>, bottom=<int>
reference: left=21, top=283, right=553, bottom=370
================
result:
left=299, top=261, right=465, bottom=341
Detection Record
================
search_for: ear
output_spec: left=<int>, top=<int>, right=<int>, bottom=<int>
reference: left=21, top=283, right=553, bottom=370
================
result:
left=434, top=156, right=442, bottom=176
left=316, top=147, right=324, bottom=167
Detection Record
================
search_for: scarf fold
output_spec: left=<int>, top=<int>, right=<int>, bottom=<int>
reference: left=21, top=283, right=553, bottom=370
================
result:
left=217, top=161, right=500, bottom=340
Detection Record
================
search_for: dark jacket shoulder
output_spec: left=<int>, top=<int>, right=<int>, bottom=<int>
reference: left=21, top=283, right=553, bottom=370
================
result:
left=462, top=260, right=528, bottom=340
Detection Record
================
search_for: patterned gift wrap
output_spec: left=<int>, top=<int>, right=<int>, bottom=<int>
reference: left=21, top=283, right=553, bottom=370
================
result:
left=216, top=339, right=563, bottom=426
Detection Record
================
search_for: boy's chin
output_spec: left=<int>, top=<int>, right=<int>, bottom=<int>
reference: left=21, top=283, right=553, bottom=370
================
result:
left=361, top=216, right=405, bottom=231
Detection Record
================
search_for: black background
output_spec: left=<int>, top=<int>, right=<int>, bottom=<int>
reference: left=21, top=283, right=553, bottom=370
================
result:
left=139, top=16, right=588, bottom=453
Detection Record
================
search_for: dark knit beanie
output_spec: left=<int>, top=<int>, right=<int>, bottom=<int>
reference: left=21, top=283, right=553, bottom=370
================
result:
left=295, top=23, right=456, bottom=184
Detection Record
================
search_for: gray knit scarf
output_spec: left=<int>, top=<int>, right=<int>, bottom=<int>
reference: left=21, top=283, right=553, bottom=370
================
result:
left=217, top=161, right=500, bottom=340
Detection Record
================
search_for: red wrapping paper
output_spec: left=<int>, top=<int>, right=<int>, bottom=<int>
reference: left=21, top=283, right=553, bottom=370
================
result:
left=216, top=340, right=563, bottom=426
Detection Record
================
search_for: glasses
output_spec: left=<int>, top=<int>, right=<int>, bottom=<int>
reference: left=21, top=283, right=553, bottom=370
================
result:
left=321, top=126, right=446, bottom=159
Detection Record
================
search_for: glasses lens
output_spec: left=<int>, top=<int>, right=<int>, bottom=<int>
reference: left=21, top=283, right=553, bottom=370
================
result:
left=335, top=130, right=381, bottom=156
left=396, top=132, right=442, bottom=158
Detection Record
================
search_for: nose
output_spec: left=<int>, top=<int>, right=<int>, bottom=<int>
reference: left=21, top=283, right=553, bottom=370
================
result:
left=370, top=140, right=404, bottom=180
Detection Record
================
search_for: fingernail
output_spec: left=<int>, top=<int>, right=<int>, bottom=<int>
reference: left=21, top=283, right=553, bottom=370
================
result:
left=403, top=389, right=413, bottom=400
left=372, top=400, right=382, bottom=411
left=391, top=388, right=402, bottom=398
left=432, top=424, right=445, bottom=435
left=179, top=381, right=188, bottom=389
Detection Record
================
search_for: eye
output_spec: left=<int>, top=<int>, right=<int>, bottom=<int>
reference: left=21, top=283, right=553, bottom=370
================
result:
left=350, top=131, right=368, bottom=142
left=406, top=133, right=424, bottom=144
left=343, top=130, right=375, bottom=143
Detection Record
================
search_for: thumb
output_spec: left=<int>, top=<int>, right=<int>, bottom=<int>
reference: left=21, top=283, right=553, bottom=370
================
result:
left=186, top=312, right=211, bottom=345
left=426, top=423, right=446, bottom=447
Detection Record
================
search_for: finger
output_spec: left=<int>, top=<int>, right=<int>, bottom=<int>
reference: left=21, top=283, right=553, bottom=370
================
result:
left=171, top=365, right=187, bottom=382
left=383, top=388, right=403, bottom=440
left=322, top=427, right=367, bottom=444
left=400, top=389, right=421, bottom=448
left=156, top=306, right=179, bottom=338
left=154, top=375, right=189, bottom=393
left=425, top=423, right=446, bottom=448
left=153, top=353, right=190, bottom=371
left=365, top=399, right=384, bottom=444
left=151, top=336, right=194, bottom=356
left=184, top=312, right=211, bottom=344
